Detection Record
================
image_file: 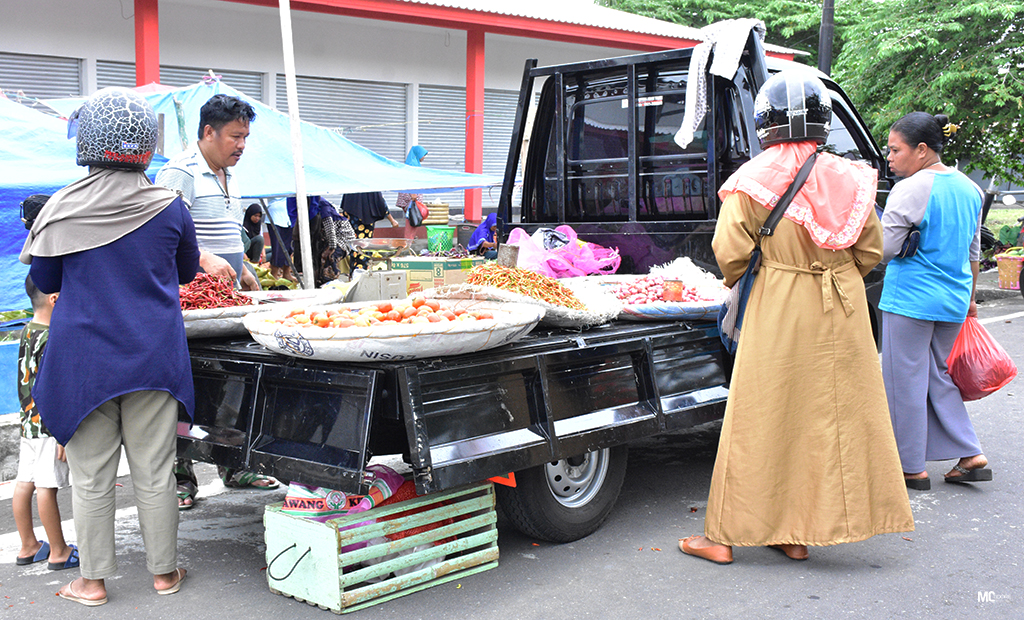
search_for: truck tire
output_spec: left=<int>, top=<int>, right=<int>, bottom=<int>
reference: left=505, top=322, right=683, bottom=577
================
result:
left=496, top=445, right=628, bottom=543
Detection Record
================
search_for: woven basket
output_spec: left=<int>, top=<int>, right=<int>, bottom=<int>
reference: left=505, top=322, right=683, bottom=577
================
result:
left=995, top=247, right=1024, bottom=290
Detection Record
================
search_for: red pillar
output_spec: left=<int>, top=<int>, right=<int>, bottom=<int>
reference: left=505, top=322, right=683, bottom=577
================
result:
left=464, top=28, right=485, bottom=223
left=134, top=0, right=160, bottom=87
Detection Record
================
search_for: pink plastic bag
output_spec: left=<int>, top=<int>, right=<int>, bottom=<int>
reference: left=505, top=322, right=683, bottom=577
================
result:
left=507, top=225, right=620, bottom=278
left=946, top=316, right=1017, bottom=401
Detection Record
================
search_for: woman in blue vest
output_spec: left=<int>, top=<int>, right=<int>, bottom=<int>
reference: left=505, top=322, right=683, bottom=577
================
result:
left=880, top=112, right=991, bottom=491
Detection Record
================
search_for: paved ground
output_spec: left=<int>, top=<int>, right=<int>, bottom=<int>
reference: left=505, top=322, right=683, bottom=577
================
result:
left=0, top=274, right=1021, bottom=619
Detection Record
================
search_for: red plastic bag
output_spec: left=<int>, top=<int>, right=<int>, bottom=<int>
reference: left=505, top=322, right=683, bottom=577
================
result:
left=946, top=316, right=1017, bottom=401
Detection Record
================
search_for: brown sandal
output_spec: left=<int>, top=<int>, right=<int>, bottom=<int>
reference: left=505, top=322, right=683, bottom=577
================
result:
left=769, top=544, right=809, bottom=560
left=679, top=536, right=733, bottom=565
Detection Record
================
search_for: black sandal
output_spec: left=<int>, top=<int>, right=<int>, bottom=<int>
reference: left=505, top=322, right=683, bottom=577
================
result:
left=944, top=464, right=993, bottom=483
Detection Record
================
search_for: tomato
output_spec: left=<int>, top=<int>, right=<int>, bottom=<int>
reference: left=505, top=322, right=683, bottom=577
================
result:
left=385, top=310, right=402, bottom=322
left=314, top=314, right=331, bottom=327
left=376, top=301, right=393, bottom=313
left=453, top=308, right=467, bottom=316
left=425, top=299, right=441, bottom=312
left=335, top=318, right=355, bottom=328
left=427, top=313, right=443, bottom=323
left=402, top=306, right=418, bottom=319
left=287, top=308, right=306, bottom=318
left=440, top=310, right=456, bottom=321
left=294, top=314, right=310, bottom=324
left=410, top=315, right=430, bottom=324
left=472, top=311, right=493, bottom=320
left=412, top=296, right=426, bottom=308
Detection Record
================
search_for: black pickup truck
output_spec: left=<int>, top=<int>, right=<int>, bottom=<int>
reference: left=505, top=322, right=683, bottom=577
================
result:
left=179, top=31, right=894, bottom=543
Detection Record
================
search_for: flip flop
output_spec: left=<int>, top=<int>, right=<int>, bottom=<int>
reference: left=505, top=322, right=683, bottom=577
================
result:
left=16, top=540, right=49, bottom=566
left=177, top=482, right=198, bottom=511
left=223, top=471, right=280, bottom=490
left=905, top=476, right=931, bottom=491
left=944, top=465, right=993, bottom=483
left=57, top=580, right=107, bottom=607
left=48, top=544, right=80, bottom=570
left=157, top=568, right=187, bottom=595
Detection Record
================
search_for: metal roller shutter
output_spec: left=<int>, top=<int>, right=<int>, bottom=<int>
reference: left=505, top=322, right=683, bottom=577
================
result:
left=274, top=74, right=407, bottom=162
left=0, top=51, right=81, bottom=99
left=95, top=61, right=264, bottom=101
left=95, top=60, right=136, bottom=89
left=418, top=86, right=520, bottom=215
left=418, top=85, right=466, bottom=211
left=160, top=66, right=263, bottom=100
left=484, top=89, right=521, bottom=211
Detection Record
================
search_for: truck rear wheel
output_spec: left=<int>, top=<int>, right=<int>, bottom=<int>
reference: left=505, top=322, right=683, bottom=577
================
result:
left=496, top=445, right=628, bottom=543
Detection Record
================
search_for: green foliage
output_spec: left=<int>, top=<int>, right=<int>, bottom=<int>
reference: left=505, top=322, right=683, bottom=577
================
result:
left=833, top=1, right=1024, bottom=183
left=603, top=0, right=1024, bottom=183
left=599, top=0, right=859, bottom=64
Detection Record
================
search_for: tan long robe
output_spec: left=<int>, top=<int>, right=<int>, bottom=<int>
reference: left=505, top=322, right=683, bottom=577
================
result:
left=705, top=192, right=914, bottom=547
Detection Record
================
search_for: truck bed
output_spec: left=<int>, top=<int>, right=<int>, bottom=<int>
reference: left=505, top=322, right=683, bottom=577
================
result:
left=180, top=319, right=728, bottom=495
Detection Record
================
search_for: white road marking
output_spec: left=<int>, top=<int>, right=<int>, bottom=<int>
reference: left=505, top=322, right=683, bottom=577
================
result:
left=980, top=310, right=1024, bottom=325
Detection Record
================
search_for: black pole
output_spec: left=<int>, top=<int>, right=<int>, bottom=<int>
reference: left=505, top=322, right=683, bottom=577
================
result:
left=818, top=0, right=835, bottom=76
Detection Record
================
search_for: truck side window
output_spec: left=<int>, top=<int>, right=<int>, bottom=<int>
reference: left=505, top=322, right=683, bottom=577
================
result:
left=636, top=68, right=711, bottom=221
left=825, top=98, right=870, bottom=162
left=566, top=92, right=630, bottom=220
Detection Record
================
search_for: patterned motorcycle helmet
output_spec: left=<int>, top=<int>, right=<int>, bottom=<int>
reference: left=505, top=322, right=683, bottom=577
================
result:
left=754, top=70, right=832, bottom=148
left=71, top=87, right=158, bottom=170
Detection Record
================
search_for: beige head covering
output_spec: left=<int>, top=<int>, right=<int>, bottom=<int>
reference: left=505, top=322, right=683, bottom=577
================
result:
left=20, top=167, right=178, bottom=264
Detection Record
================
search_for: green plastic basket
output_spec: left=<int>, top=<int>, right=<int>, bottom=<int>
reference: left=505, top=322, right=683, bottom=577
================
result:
left=426, top=226, right=455, bottom=252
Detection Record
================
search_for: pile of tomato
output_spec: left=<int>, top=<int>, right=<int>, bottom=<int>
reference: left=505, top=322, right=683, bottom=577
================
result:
left=268, top=297, right=495, bottom=328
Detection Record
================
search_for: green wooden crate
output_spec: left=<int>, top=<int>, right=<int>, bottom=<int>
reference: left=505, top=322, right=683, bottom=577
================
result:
left=264, top=482, right=498, bottom=613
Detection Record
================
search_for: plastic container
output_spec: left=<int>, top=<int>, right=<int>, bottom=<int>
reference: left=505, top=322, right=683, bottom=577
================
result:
left=426, top=226, right=455, bottom=252
left=995, top=247, right=1023, bottom=290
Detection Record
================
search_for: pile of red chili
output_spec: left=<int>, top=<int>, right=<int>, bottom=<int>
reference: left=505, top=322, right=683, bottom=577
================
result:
left=180, top=273, right=253, bottom=311
left=466, top=263, right=586, bottom=310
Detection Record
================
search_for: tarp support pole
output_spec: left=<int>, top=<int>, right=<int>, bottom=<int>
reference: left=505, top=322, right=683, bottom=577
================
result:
left=134, top=0, right=160, bottom=87
left=278, top=0, right=315, bottom=289
left=464, top=28, right=485, bottom=223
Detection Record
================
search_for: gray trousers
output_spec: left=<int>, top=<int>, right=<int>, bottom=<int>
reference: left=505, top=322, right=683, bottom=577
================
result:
left=881, top=311, right=982, bottom=473
left=65, top=390, right=179, bottom=579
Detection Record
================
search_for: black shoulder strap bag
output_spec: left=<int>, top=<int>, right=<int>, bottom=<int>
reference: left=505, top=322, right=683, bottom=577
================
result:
left=717, top=149, right=820, bottom=354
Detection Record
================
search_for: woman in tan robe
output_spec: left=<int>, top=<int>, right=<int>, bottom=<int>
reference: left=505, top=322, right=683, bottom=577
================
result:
left=681, top=71, right=914, bottom=564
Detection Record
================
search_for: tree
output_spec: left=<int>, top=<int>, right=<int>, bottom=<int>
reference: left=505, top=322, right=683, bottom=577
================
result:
left=834, top=1, right=1024, bottom=182
left=598, top=0, right=862, bottom=65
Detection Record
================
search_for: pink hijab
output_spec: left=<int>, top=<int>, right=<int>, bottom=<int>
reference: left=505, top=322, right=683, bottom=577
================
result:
left=718, top=141, right=878, bottom=250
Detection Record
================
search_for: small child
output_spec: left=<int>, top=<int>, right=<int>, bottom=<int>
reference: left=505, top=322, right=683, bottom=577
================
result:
left=13, top=275, right=78, bottom=570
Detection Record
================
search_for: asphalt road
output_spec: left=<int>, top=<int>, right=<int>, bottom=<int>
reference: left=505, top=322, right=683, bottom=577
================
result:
left=1, top=293, right=1021, bottom=620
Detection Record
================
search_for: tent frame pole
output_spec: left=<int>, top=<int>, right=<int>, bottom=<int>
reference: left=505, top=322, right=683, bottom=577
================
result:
left=278, top=0, right=315, bottom=289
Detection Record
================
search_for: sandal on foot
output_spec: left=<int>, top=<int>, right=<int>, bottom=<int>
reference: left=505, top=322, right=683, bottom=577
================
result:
left=16, top=540, right=49, bottom=566
left=48, top=544, right=80, bottom=570
left=177, top=482, right=198, bottom=511
left=769, top=544, right=809, bottom=561
left=679, top=536, right=733, bottom=565
left=905, top=476, right=931, bottom=491
left=57, top=580, right=107, bottom=607
left=157, top=568, right=187, bottom=595
left=944, top=464, right=993, bottom=483
left=223, top=471, right=279, bottom=490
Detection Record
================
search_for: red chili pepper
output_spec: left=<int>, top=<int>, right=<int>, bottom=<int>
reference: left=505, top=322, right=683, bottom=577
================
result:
left=180, top=273, right=252, bottom=311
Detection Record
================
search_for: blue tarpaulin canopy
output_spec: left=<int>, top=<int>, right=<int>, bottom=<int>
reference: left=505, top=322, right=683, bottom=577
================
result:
left=0, top=81, right=503, bottom=310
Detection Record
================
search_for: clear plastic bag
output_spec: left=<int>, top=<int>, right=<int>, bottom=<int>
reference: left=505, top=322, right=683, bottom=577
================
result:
left=946, top=316, right=1017, bottom=401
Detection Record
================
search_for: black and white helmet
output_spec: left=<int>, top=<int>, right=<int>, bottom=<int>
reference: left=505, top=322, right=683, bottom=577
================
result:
left=754, top=70, right=832, bottom=148
left=71, top=88, right=158, bottom=170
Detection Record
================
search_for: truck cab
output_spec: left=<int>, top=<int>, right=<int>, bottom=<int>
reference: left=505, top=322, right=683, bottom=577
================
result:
left=497, top=32, right=893, bottom=277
